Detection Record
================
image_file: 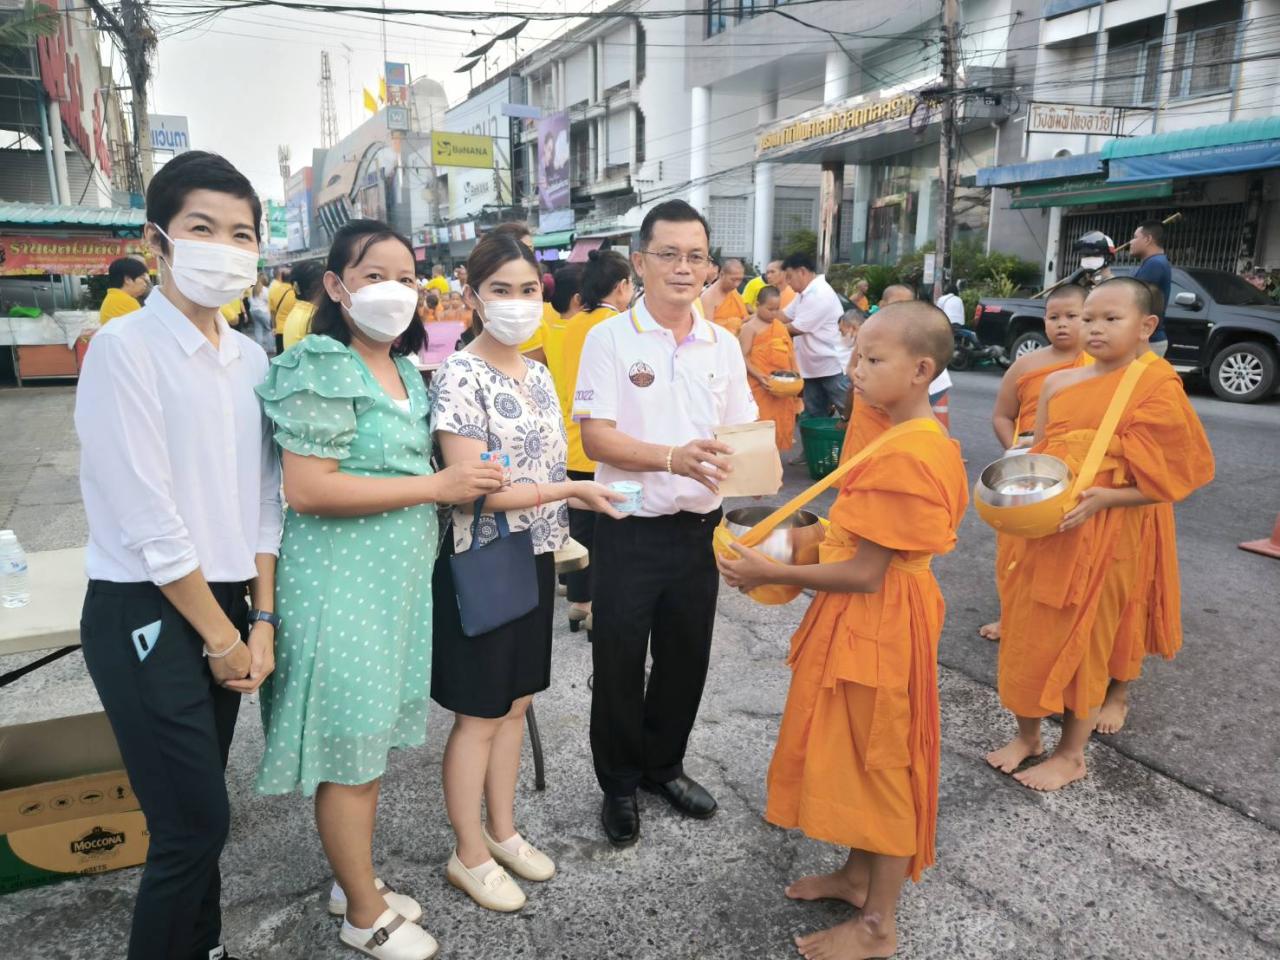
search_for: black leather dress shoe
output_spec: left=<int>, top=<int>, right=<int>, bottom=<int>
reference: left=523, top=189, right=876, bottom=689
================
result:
left=640, top=773, right=718, bottom=819
left=602, top=793, right=639, bottom=846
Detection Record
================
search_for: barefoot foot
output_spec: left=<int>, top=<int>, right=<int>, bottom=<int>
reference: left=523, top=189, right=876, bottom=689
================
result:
left=978, top=620, right=1001, bottom=641
left=985, top=735, right=1044, bottom=774
left=795, top=915, right=897, bottom=960
left=1013, top=752, right=1086, bottom=792
left=1095, top=686, right=1129, bottom=735
left=785, top=871, right=867, bottom=909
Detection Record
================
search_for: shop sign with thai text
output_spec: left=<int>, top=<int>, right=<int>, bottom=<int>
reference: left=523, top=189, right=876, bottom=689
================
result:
left=758, top=93, right=919, bottom=156
left=1026, top=102, right=1120, bottom=136
left=0, top=235, right=154, bottom=277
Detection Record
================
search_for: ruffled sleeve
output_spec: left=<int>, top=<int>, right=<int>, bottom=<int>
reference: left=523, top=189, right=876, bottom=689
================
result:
left=1119, top=373, right=1215, bottom=503
left=830, top=444, right=961, bottom=556
left=255, top=335, right=374, bottom=460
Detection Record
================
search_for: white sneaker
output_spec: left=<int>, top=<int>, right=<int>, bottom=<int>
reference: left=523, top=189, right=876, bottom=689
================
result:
left=445, top=851, right=526, bottom=912
left=339, top=908, right=438, bottom=960
left=483, top=828, right=556, bottom=882
left=328, top=878, right=423, bottom=924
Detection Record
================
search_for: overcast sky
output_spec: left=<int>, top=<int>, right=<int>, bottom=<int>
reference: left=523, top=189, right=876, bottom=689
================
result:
left=145, top=2, right=586, bottom=200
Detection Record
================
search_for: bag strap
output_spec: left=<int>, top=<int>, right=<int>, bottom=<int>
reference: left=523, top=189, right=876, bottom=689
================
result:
left=1068, top=353, right=1156, bottom=498
left=467, top=493, right=512, bottom=549
left=736, top=417, right=944, bottom=549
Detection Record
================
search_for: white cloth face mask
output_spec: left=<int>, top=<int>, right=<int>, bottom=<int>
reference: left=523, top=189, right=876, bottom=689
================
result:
left=153, top=225, right=260, bottom=308
left=479, top=298, right=544, bottom=346
left=1080, top=256, right=1106, bottom=271
left=339, top=279, right=420, bottom=342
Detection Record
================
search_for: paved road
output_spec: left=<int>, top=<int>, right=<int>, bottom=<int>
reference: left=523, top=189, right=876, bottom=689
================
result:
left=0, top=375, right=1277, bottom=959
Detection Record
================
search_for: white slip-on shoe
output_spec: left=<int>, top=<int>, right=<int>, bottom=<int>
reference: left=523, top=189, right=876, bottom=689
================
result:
left=445, top=851, right=526, bottom=912
left=483, top=828, right=556, bottom=882
left=328, top=878, right=423, bottom=924
left=338, top=908, right=438, bottom=960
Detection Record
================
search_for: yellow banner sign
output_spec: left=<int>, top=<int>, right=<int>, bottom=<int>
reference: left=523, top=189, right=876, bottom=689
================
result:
left=758, top=93, right=919, bottom=155
left=432, top=132, right=495, bottom=168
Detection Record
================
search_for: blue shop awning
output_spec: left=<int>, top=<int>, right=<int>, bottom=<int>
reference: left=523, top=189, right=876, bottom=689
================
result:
left=976, top=152, right=1103, bottom=188
left=1102, top=118, right=1280, bottom=182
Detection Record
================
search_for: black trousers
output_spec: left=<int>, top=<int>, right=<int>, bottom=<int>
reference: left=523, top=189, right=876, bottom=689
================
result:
left=589, top=509, right=721, bottom=796
left=565, top=469, right=596, bottom=604
left=80, top=580, right=247, bottom=960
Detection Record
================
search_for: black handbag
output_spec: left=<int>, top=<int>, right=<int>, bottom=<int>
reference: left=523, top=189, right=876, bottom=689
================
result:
left=449, top=494, right=539, bottom=637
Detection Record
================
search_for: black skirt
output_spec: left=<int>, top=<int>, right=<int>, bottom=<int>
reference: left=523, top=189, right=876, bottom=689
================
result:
left=431, top=533, right=555, bottom=719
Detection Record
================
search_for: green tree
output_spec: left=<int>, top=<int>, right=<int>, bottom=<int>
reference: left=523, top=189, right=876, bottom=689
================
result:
left=0, top=1, right=59, bottom=50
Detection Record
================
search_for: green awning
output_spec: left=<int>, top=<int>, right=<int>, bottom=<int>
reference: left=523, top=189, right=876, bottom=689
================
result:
left=1100, top=117, right=1280, bottom=160
left=533, top=230, right=574, bottom=249
left=0, top=202, right=147, bottom=229
left=1010, top=176, right=1173, bottom=209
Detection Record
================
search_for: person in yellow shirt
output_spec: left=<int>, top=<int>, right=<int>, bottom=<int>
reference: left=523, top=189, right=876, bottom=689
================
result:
left=560, top=249, right=633, bottom=633
left=220, top=295, right=248, bottom=328
left=281, top=261, right=324, bottom=350
left=97, top=257, right=150, bottom=325
left=268, top=268, right=296, bottom=351
left=425, top=264, right=451, bottom=298
left=744, top=259, right=796, bottom=312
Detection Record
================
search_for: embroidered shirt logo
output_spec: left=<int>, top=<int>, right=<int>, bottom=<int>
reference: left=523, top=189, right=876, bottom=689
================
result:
left=628, top=361, right=655, bottom=388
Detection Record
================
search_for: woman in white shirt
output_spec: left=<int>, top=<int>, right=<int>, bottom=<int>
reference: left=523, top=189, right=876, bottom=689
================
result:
left=429, top=232, right=623, bottom=914
left=75, top=151, right=279, bottom=960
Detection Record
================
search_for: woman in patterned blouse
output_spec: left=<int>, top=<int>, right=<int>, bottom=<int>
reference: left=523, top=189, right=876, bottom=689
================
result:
left=429, top=233, right=623, bottom=913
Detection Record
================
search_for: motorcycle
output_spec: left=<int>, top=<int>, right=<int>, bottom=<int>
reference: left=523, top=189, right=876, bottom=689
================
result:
left=949, top=323, right=1008, bottom=372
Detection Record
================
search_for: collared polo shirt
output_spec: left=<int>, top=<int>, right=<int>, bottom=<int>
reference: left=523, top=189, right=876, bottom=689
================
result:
left=573, top=295, right=757, bottom=517
left=785, top=274, right=845, bottom=379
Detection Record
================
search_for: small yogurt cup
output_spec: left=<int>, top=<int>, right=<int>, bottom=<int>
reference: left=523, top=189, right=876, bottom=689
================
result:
left=609, top=480, right=644, bottom=514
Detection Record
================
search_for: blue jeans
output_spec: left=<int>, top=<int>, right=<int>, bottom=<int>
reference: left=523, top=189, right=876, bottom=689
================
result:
left=802, top=374, right=848, bottom=420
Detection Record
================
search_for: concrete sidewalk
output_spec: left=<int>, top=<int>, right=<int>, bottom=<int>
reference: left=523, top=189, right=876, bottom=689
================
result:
left=0, top=381, right=1278, bottom=959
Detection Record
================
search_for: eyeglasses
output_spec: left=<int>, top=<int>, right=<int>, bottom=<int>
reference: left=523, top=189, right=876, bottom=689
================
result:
left=639, top=249, right=711, bottom=268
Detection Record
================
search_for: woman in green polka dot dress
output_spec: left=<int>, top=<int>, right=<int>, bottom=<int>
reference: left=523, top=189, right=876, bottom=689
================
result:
left=254, top=220, right=503, bottom=960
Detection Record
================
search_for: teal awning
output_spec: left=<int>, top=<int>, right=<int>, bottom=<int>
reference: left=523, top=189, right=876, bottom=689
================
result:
left=532, top=230, right=574, bottom=249
left=0, top=202, right=147, bottom=229
left=1011, top=176, right=1173, bottom=208
left=1100, top=118, right=1280, bottom=160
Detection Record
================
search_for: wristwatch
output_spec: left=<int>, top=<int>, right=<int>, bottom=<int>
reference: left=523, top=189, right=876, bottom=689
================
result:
left=248, top=609, right=282, bottom=629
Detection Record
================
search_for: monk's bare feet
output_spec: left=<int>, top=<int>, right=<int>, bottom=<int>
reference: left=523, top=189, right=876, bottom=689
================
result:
left=795, top=914, right=896, bottom=960
left=978, top=620, right=1001, bottom=641
left=985, top=734, right=1043, bottom=774
left=1014, top=752, right=1086, bottom=791
left=786, top=871, right=868, bottom=909
left=1095, top=684, right=1129, bottom=735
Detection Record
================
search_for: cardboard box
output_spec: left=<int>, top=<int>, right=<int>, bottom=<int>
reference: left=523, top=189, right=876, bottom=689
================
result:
left=16, top=344, right=79, bottom=379
left=0, top=712, right=148, bottom=894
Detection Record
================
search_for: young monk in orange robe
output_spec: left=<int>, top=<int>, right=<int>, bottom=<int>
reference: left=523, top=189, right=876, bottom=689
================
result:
left=740, top=285, right=801, bottom=450
left=978, top=285, right=1088, bottom=642
left=718, top=302, right=967, bottom=960
left=986, top=278, right=1213, bottom=791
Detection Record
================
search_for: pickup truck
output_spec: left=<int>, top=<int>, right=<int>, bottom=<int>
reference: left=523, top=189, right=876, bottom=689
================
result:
left=974, top=266, right=1280, bottom=403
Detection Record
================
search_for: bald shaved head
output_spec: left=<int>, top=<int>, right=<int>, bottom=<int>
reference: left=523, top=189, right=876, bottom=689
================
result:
left=866, top=300, right=954, bottom=380
left=880, top=284, right=916, bottom=306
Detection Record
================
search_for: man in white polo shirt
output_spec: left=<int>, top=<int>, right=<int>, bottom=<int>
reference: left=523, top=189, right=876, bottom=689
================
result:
left=781, top=251, right=847, bottom=421
left=574, top=199, right=757, bottom=847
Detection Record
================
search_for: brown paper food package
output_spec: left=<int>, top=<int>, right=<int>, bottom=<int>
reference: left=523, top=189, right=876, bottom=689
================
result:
left=714, top=421, right=783, bottom=498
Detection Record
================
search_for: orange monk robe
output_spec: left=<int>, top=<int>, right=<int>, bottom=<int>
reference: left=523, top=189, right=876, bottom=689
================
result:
left=766, top=422, right=969, bottom=882
left=710, top=289, right=749, bottom=336
left=991, top=354, right=1089, bottom=611
left=998, top=358, right=1213, bottom=718
left=746, top=318, right=802, bottom=450
left=838, top=401, right=892, bottom=464
left=779, top=285, right=797, bottom=311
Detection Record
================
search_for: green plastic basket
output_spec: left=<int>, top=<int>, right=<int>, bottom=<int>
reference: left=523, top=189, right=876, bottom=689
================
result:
left=799, top=416, right=846, bottom=481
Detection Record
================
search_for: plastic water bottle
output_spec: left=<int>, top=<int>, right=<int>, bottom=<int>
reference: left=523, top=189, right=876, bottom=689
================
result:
left=0, top=530, right=30, bottom=608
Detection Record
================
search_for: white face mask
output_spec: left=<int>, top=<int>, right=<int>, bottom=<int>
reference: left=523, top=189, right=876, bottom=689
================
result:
left=338, top=279, right=419, bottom=342
left=479, top=298, right=544, bottom=346
left=1080, top=256, right=1105, bottom=271
left=153, top=225, right=259, bottom=308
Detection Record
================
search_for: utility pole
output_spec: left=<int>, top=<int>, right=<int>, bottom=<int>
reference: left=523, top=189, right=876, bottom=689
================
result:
left=86, top=0, right=156, bottom=188
left=934, top=0, right=959, bottom=301
left=319, top=51, right=340, bottom=148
